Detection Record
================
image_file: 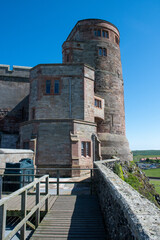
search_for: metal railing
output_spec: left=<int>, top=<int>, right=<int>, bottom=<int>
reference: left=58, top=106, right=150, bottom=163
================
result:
left=1, top=168, right=95, bottom=195
left=0, top=175, right=49, bottom=240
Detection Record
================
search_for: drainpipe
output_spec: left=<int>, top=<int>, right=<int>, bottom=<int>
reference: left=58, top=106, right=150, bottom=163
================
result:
left=69, top=79, right=72, bottom=118
left=92, top=134, right=96, bottom=162
left=0, top=175, right=2, bottom=199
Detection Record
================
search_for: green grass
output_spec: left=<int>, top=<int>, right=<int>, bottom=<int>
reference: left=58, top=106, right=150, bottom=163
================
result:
left=132, top=150, right=160, bottom=156
left=143, top=168, right=160, bottom=177
left=150, top=180, right=160, bottom=195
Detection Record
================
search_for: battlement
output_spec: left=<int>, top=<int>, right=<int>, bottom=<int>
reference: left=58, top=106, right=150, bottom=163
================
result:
left=0, top=64, right=32, bottom=78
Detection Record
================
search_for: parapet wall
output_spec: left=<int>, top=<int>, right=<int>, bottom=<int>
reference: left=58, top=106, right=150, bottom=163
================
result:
left=94, top=161, right=160, bottom=240
left=0, top=64, right=31, bottom=80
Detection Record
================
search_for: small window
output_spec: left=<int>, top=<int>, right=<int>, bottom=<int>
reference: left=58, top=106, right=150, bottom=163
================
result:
left=97, top=29, right=101, bottom=37
left=66, top=54, right=70, bottom=62
left=94, top=29, right=97, bottom=36
left=99, top=47, right=102, bottom=56
left=46, top=80, right=51, bottom=94
left=95, top=99, right=102, bottom=108
left=102, top=30, right=109, bottom=38
left=103, top=48, right=107, bottom=56
left=81, top=142, right=85, bottom=156
left=54, top=80, right=59, bottom=94
left=81, top=141, right=91, bottom=157
left=115, top=36, right=119, bottom=45
left=86, top=142, right=91, bottom=156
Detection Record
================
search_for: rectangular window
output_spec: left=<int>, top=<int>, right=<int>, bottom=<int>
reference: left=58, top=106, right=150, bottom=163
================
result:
left=115, top=36, right=119, bottom=45
left=81, top=141, right=91, bottom=157
left=86, top=142, right=91, bottom=156
left=54, top=80, right=60, bottom=94
left=97, top=29, right=101, bottom=36
left=95, top=98, right=102, bottom=108
left=46, top=80, right=51, bottom=94
left=81, top=142, right=85, bottom=156
left=99, top=47, right=102, bottom=56
left=66, top=54, right=70, bottom=62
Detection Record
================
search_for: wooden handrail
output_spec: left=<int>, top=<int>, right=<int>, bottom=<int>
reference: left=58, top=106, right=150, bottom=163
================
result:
left=0, top=175, right=49, bottom=240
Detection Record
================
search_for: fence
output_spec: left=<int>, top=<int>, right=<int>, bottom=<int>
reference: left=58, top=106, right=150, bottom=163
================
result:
left=1, top=168, right=94, bottom=195
left=0, top=175, right=49, bottom=240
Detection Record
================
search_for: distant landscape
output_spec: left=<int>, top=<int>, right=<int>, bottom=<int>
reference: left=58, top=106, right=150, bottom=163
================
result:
left=132, top=150, right=160, bottom=194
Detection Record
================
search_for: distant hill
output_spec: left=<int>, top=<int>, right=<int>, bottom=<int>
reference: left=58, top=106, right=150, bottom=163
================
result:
left=132, top=150, right=160, bottom=156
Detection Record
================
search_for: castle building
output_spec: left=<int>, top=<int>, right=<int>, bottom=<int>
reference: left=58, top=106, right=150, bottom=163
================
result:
left=0, top=19, right=132, bottom=176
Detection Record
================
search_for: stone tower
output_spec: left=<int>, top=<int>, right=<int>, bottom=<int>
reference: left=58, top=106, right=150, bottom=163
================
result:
left=62, top=19, right=132, bottom=161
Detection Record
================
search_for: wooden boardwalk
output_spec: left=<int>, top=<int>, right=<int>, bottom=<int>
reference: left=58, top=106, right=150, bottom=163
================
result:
left=31, top=195, right=107, bottom=240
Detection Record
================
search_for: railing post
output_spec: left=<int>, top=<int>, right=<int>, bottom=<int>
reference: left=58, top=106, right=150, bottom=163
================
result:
left=45, top=176, right=49, bottom=212
left=20, top=190, right=27, bottom=240
left=57, top=170, right=59, bottom=196
left=35, top=182, right=40, bottom=228
left=90, top=169, right=93, bottom=195
left=0, top=204, right=6, bottom=240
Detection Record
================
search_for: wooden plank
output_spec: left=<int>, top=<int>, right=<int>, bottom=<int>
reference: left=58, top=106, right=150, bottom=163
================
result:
left=31, top=196, right=107, bottom=239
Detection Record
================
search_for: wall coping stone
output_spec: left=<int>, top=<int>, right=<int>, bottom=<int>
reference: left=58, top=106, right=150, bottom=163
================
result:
left=95, top=161, right=160, bottom=239
left=0, top=149, right=33, bottom=154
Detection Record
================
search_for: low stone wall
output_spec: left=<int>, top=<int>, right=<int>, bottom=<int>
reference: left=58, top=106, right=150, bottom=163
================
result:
left=94, top=161, right=160, bottom=240
left=0, top=149, right=34, bottom=174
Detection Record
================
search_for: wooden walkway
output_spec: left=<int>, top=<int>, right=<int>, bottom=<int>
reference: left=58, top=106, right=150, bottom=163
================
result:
left=31, top=195, right=107, bottom=240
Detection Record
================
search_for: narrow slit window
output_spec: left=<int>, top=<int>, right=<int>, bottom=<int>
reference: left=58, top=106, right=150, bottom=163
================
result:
left=46, top=80, right=51, bottom=94
left=81, top=142, right=85, bottom=156
left=86, top=142, right=91, bottom=156
left=54, top=80, right=60, bottom=94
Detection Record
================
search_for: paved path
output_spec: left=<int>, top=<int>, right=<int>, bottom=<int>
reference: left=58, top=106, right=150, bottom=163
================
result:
left=31, top=195, right=107, bottom=240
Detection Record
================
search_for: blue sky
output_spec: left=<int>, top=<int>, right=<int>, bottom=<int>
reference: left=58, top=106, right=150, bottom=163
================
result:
left=1, top=0, right=160, bottom=150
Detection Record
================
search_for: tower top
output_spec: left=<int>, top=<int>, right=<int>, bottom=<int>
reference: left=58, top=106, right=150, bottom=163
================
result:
left=66, top=18, right=120, bottom=41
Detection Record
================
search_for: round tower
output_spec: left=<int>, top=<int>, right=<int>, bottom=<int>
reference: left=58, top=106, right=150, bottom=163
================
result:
left=62, top=19, right=132, bottom=161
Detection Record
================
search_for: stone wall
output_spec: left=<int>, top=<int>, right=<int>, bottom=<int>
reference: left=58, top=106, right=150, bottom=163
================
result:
left=0, top=65, right=30, bottom=113
left=62, top=19, right=132, bottom=162
left=0, top=149, right=34, bottom=174
left=29, top=64, right=95, bottom=121
left=94, top=161, right=160, bottom=240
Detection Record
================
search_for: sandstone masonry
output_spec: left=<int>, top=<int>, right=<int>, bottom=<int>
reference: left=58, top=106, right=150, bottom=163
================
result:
left=0, top=19, right=132, bottom=175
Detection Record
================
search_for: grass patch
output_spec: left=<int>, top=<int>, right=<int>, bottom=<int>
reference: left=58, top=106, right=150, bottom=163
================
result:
left=150, top=180, right=160, bottom=195
left=124, top=173, right=143, bottom=191
left=143, top=168, right=160, bottom=177
left=113, top=162, right=124, bottom=180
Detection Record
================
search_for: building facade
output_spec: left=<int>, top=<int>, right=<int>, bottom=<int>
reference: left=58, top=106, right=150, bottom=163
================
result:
left=0, top=19, right=132, bottom=176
